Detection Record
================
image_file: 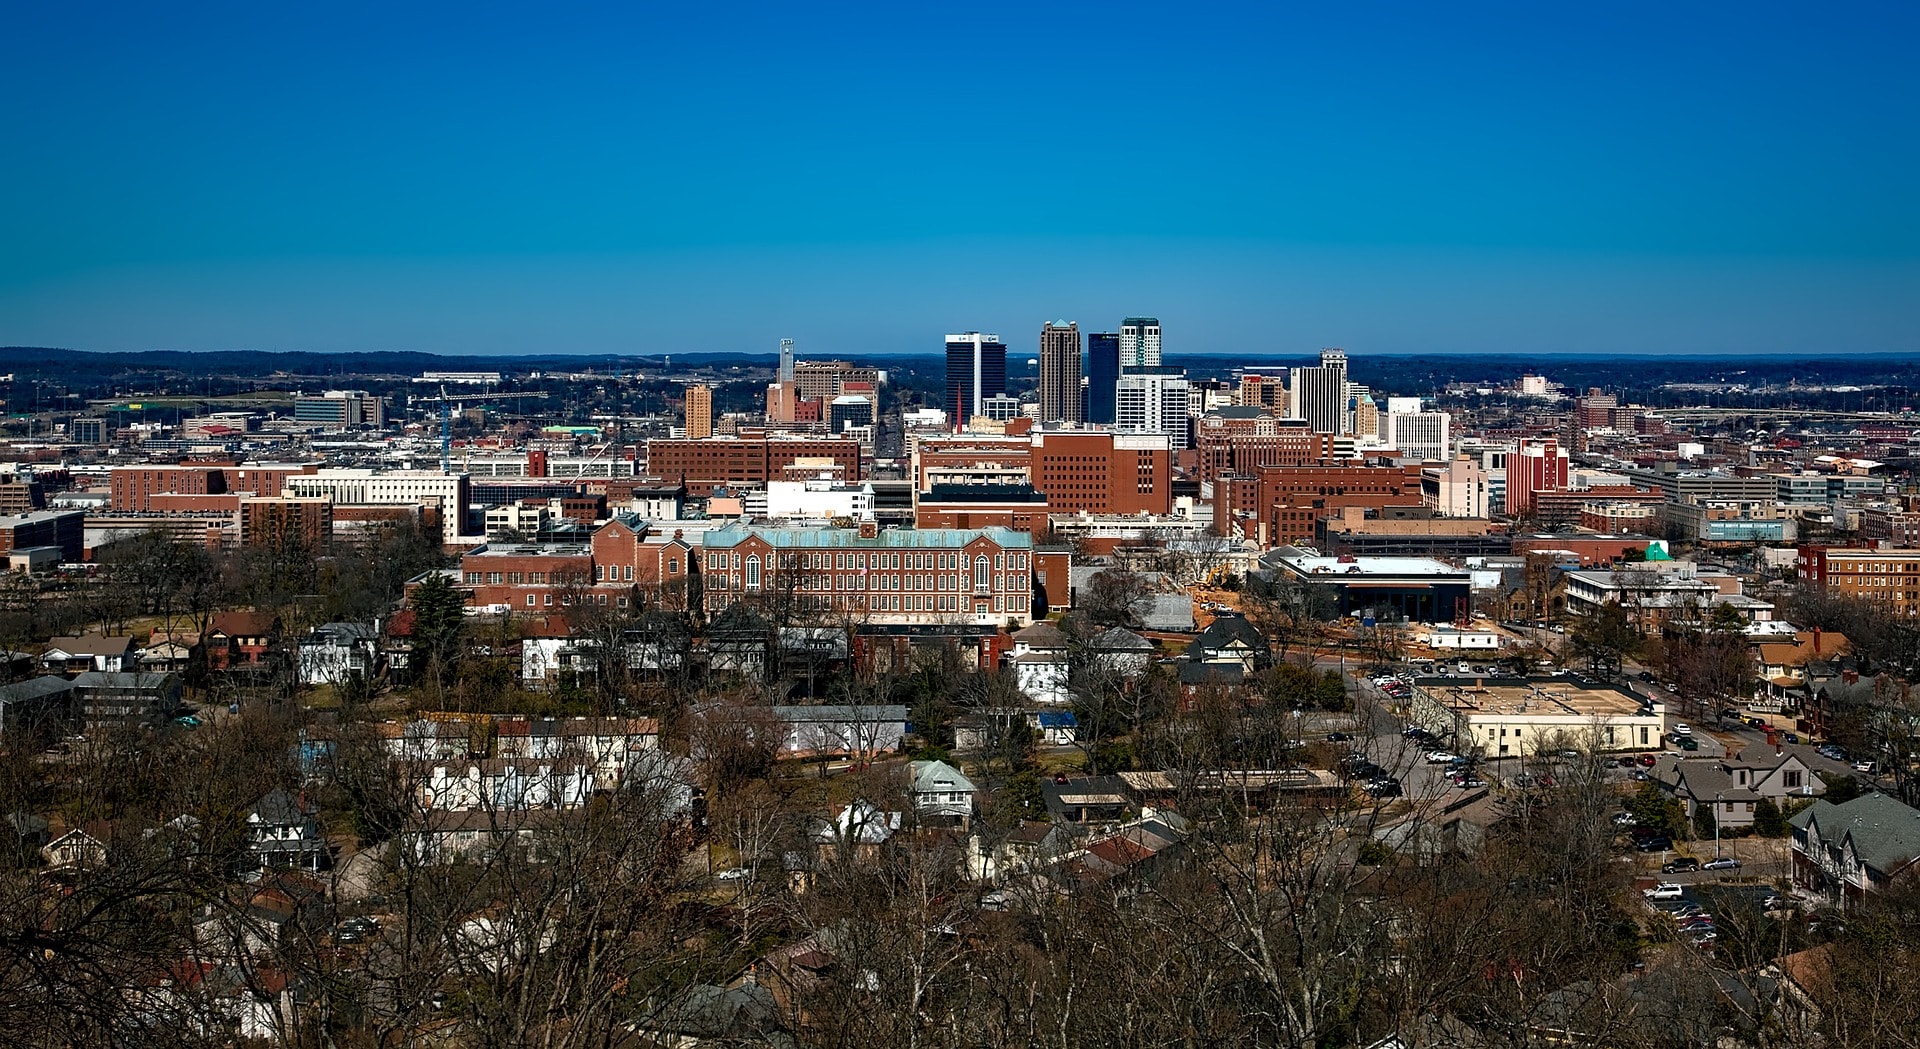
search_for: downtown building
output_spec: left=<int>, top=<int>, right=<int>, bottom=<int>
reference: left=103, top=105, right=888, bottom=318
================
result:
left=1118, top=317, right=1161, bottom=368
left=1037, top=321, right=1083, bottom=423
left=1115, top=368, right=1193, bottom=450
left=1289, top=349, right=1348, bottom=435
left=642, top=435, right=863, bottom=498
left=945, top=332, right=1008, bottom=426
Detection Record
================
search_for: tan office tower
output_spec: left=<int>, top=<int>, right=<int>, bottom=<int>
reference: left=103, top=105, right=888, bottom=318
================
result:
left=685, top=384, right=713, bottom=440
left=1038, top=320, right=1083, bottom=423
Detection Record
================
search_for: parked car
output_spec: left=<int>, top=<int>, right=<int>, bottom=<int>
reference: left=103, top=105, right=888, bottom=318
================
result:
left=1327, top=732, right=1354, bottom=743
left=1674, top=724, right=1692, bottom=736
left=1818, top=745, right=1847, bottom=761
left=1853, top=759, right=1878, bottom=774
left=1662, top=857, right=1700, bottom=873
left=1611, top=811, right=1636, bottom=827
left=1617, top=756, right=1640, bottom=768
left=1630, top=771, right=1652, bottom=782
left=1782, top=731, right=1801, bottom=744
left=1366, top=778, right=1403, bottom=798
left=1745, top=716, right=1767, bottom=727
left=1643, top=883, right=1685, bottom=900
left=715, top=867, right=751, bottom=882
left=1701, top=857, right=1741, bottom=871
left=1635, top=836, right=1674, bottom=852
left=1637, top=755, right=1657, bottom=767
left=334, top=917, right=379, bottom=945
left=1456, top=776, right=1487, bottom=789
left=1425, top=750, right=1461, bottom=764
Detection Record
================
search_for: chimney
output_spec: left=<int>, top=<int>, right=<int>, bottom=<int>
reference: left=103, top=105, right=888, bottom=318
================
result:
left=859, top=520, right=878, bottom=539
left=1812, top=626, right=1821, bottom=655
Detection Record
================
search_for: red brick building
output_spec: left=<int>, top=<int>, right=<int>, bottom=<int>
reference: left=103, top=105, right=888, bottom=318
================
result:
left=914, top=431, right=1172, bottom=521
left=644, top=436, right=861, bottom=497
left=1193, top=410, right=1340, bottom=482
left=111, top=466, right=226, bottom=511
left=458, top=544, right=594, bottom=611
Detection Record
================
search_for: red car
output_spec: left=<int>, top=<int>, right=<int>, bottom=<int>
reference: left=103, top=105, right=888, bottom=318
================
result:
left=1637, top=755, right=1657, bottom=767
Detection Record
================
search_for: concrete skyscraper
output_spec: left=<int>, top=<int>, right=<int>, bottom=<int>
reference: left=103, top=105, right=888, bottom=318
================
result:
left=1119, top=317, right=1161, bottom=368
left=1115, top=368, right=1193, bottom=449
left=1289, top=348, right=1349, bottom=435
left=944, top=332, right=1007, bottom=426
left=778, top=337, right=794, bottom=383
left=1038, top=321, right=1083, bottom=423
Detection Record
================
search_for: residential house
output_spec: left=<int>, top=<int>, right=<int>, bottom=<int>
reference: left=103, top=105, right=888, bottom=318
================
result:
left=40, top=634, right=136, bottom=676
left=1791, top=792, right=1920, bottom=906
left=72, top=671, right=183, bottom=730
left=1185, top=613, right=1271, bottom=671
left=1009, top=621, right=1069, bottom=705
left=1656, top=751, right=1823, bottom=831
left=492, top=715, right=660, bottom=792
left=812, top=800, right=902, bottom=853
left=420, top=758, right=594, bottom=812
left=297, top=621, right=380, bottom=686
left=244, top=788, right=327, bottom=871
left=908, top=759, right=976, bottom=827
left=404, top=808, right=561, bottom=865
left=42, top=825, right=108, bottom=873
left=1753, top=629, right=1851, bottom=714
left=1089, top=626, right=1155, bottom=674
left=772, top=704, right=907, bottom=760
left=1045, top=811, right=1188, bottom=893
left=631, top=983, right=796, bottom=1049
left=205, top=611, right=280, bottom=673
left=0, top=675, right=73, bottom=738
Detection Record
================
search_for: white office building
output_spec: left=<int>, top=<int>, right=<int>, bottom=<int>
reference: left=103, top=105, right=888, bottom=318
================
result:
left=1115, top=371, right=1193, bottom=450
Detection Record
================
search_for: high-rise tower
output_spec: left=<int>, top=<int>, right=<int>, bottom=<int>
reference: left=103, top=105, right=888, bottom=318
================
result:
left=1119, top=317, right=1162, bottom=369
left=1289, top=348, right=1349, bottom=434
left=685, top=384, right=713, bottom=440
left=944, top=332, right=1007, bottom=426
left=1085, top=332, right=1120, bottom=424
left=1038, top=321, right=1083, bottom=423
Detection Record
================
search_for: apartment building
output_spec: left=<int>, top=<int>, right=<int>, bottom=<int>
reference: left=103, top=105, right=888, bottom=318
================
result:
left=644, top=436, right=862, bottom=498
left=286, top=469, right=473, bottom=546
left=1797, top=545, right=1920, bottom=617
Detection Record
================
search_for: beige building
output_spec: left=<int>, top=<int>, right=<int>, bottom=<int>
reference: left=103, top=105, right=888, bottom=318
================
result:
left=1409, top=675, right=1666, bottom=757
left=684, top=384, right=713, bottom=441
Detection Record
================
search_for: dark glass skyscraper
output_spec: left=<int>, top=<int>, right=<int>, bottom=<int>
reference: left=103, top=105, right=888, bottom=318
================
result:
left=1085, top=332, right=1120, bottom=424
left=944, top=332, right=1007, bottom=424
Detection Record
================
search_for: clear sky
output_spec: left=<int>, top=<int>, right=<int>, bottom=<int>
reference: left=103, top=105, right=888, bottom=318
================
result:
left=2, top=1, right=1916, bottom=358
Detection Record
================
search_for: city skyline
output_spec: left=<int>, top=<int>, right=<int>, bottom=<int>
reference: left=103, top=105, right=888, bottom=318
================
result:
left=3, top=4, right=1917, bottom=358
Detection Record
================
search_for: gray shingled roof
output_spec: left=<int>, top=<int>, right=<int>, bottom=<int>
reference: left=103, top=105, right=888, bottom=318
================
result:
left=1791, top=792, right=1920, bottom=875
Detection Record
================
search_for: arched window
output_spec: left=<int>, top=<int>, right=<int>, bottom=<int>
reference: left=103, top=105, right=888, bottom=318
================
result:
left=973, top=554, right=990, bottom=591
left=745, top=555, right=762, bottom=590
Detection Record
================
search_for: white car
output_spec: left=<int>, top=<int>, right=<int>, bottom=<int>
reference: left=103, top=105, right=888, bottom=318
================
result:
left=1642, top=883, right=1685, bottom=900
left=1425, top=750, right=1461, bottom=764
left=715, top=867, right=751, bottom=882
left=1674, top=724, right=1692, bottom=736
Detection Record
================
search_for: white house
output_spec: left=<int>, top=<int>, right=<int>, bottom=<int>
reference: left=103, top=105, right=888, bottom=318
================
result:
left=908, top=759, right=976, bottom=826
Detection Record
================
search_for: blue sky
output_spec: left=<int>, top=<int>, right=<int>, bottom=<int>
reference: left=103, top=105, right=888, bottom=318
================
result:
left=2, top=2, right=1915, bottom=357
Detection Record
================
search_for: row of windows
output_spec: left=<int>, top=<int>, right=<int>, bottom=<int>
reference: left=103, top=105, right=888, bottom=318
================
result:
left=705, top=550, right=1027, bottom=572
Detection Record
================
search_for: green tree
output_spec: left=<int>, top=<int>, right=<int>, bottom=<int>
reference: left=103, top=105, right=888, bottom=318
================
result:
left=1752, top=797, right=1787, bottom=838
left=1571, top=601, right=1639, bottom=681
left=1625, top=781, right=1686, bottom=838
left=408, top=572, right=467, bottom=690
left=1822, top=772, right=1868, bottom=804
left=1693, top=801, right=1718, bottom=841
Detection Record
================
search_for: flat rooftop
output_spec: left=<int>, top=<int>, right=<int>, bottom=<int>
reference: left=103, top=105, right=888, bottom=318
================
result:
left=1417, top=677, right=1648, bottom=718
left=1284, top=555, right=1465, bottom=576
